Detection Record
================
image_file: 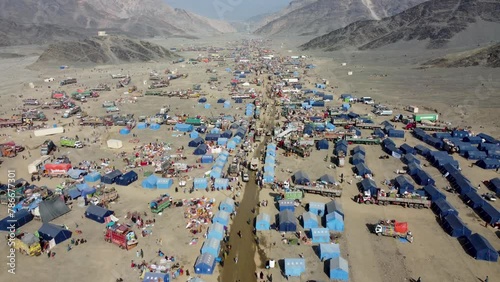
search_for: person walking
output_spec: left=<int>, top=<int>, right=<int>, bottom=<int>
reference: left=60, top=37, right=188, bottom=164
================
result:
left=484, top=276, right=488, bottom=282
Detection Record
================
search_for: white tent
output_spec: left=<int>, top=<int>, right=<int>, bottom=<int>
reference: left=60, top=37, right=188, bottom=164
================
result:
left=107, top=139, right=123, bottom=149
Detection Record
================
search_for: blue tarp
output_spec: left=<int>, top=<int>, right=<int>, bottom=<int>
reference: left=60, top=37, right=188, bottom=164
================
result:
left=463, top=233, right=498, bottom=262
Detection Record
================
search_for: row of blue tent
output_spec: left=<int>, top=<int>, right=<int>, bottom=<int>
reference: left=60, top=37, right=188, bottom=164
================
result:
left=263, top=143, right=277, bottom=183
left=136, top=122, right=161, bottom=131
left=84, top=170, right=138, bottom=186
left=210, top=151, right=230, bottom=179
left=334, top=140, right=348, bottom=156
left=351, top=145, right=366, bottom=165
left=141, top=175, right=174, bottom=189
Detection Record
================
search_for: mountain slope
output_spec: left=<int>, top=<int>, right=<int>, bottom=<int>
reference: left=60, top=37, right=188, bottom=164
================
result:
left=421, top=42, right=500, bottom=68
left=32, top=35, right=179, bottom=66
left=301, top=0, right=500, bottom=51
left=254, top=0, right=428, bottom=36
left=0, top=0, right=235, bottom=45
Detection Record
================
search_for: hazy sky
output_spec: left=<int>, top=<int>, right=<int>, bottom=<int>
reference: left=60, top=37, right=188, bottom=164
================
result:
left=165, top=0, right=290, bottom=21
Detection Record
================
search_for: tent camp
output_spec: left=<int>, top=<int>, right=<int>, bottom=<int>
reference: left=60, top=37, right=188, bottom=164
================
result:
left=329, top=257, right=349, bottom=281
left=284, top=258, right=306, bottom=277
left=142, top=272, right=170, bottom=282
left=432, top=198, right=458, bottom=217
left=279, top=210, right=297, bottom=232
left=292, top=170, right=310, bottom=185
left=326, top=212, right=344, bottom=232
left=442, top=214, right=472, bottom=238
left=189, top=137, right=205, bottom=147
left=194, top=253, right=216, bottom=275
left=0, top=209, right=33, bottom=231
left=219, top=198, right=235, bottom=213
left=308, top=202, right=326, bottom=216
left=302, top=211, right=319, bottom=229
left=38, top=223, right=72, bottom=244
left=326, top=200, right=343, bottom=219
left=207, top=223, right=225, bottom=241
left=101, top=170, right=123, bottom=184
left=463, top=233, right=498, bottom=262
left=116, top=170, right=138, bottom=186
left=311, top=228, right=330, bottom=243
left=256, top=213, right=271, bottom=231
left=85, top=204, right=114, bottom=223
left=201, top=238, right=221, bottom=257
left=213, top=210, right=230, bottom=226
left=194, top=144, right=209, bottom=155
left=38, top=197, right=71, bottom=223
left=319, top=243, right=340, bottom=261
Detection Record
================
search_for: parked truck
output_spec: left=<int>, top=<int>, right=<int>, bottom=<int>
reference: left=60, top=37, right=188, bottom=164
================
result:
left=150, top=194, right=172, bottom=214
left=60, top=137, right=83, bottom=148
left=63, top=106, right=81, bottom=118
left=13, top=233, right=42, bottom=256
left=356, top=190, right=431, bottom=209
left=60, top=78, right=77, bottom=86
left=250, top=158, right=259, bottom=171
left=374, top=220, right=413, bottom=243
left=43, top=163, right=72, bottom=177
left=104, top=224, right=138, bottom=250
left=40, top=140, right=56, bottom=155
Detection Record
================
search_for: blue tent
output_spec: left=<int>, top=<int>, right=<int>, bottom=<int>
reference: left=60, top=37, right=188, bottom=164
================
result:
left=200, top=155, right=214, bottom=164
left=318, top=174, right=335, bottom=185
left=157, top=178, right=173, bottom=189
left=101, top=170, right=122, bottom=184
left=221, top=130, right=233, bottom=138
left=279, top=210, right=297, bottom=232
left=189, top=137, right=205, bottom=147
left=284, top=258, right=306, bottom=277
left=210, top=128, right=221, bottom=134
left=399, top=144, right=416, bottom=155
left=311, top=227, right=330, bottom=243
left=190, top=131, right=199, bottom=139
left=463, top=191, right=485, bottom=209
left=326, top=212, right=344, bottom=232
left=351, top=153, right=365, bottom=165
left=489, top=177, right=500, bottom=196
left=352, top=145, right=365, bottom=155
left=210, top=167, right=222, bottom=179
left=414, top=144, right=430, bottom=156
left=217, top=138, right=228, bottom=146
left=432, top=198, right=458, bottom=217
left=407, top=162, right=421, bottom=176
left=442, top=214, right=471, bottom=238
left=149, top=123, right=160, bottom=131
left=205, top=133, right=220, bottom=141
left=256, top=213, right=271, bottom=231
left=316, top=139, right=329, bottom=150
left=207, top=223, right=225, bottom=241
left=85, top=204, right=114, bottom=223
left=214, top=178, right=229, bottom=189
left=226, top=140, right=236, bottom=149
left=0, top=209, right=33, bottom=231
left=394, top=175, right=415, bottom=194
left=475, top=158, right=500, bottom=169
left=463, top=233, right=498, bottom=262
left=279, top=200, right=296, bottom=212
left=143, top=272, right=170, bottom=282
left=326, top=200, right=343, bottom=219
left=38, top=223, right=72, bottom=244
left=308, top=202, right=326, bottom=216
left=302, top=212, right=319, bottom=229
left=263, top=171, right=275, bottom=183
left=194, top=178, right=208, bottom=189
left=423, top=185, right=446, bottom=202
left=334, top=144, right=348, bottom=156
left=319, top=243, right=340, bottom=261
left=292, top=171, right=310, bottom=185
left=414, top=169, right=435, bottom=186
left=194, top=144, right=209, bottom=155
left=355, top=163, right=372, bottom=176
left=219, top=198, right=235, bottom=213
left=174, top=123, right=194, bottom=132
left=137, top=122, right=147, bottom=129
left=402, top=154, right=420, bottom=165
left=116, top=171, right=138, bottom=186
left=329, top=257, right=349, bottom=281
left=67, top=187, right=81, bottom=199
left=452, top=175, right=473, bottom=195
left=119, top=128, right=130, bottom=135
left=213, top=210, right=230, bottom=226
left=194, top=253, right=216, bottom=275
left=201, top=238, right=221, bottom=257
left=360, top=178, right=378, bottom=197
left=84, top=171, right=101, bottom=182
left=142, top=174, right=158, bottom=189
left=476, top=202, right=500, bottom=225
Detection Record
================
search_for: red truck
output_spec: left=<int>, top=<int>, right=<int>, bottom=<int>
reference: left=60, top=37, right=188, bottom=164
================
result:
left=43, top=163, right=72, bottom=177
left=104, top=224, right=138, bottom=250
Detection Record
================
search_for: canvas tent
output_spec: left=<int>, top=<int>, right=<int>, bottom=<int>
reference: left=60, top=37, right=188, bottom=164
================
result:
left=142, top=272, right=170, bottom=282
left=189, top=137, right=205, bottom=147
left=39, top=197, right=71, bottom=223
left=213, top=210, right=230, bottom=226
left=329, top=257, right=349, bottom=281
left=463, top=233, right=498, bottom=262
left=284, top=258, right=306, bottom=277
left=432, top=198, right=458, bottom=217
left=85, top=204, right=114, bottom=224
left=326, top=212, right=344, bottom=232
left=326, top=200, right=344, bottom=219
left=101, top=170, right=123, bottom=184
left=194, top=253, right=216, bottom=275
left=0, top=209, right=33, bottom=231
left=116, top=170, right=138, bottom=186
left=319, top=243, right=340, bottom=261
left=302, top=211, right=319, bottom=229
left=219, top=198, right=235, bottom=213
left=279, top=210, right=297, bottom=232
left=207, top=223, right=225, bottom=241
left=38, top=223, right=72, bottom=244
left=201, top=238, right=221, bottom=257
left=292, top=170, right=310, bottom=185
left=256, top=213, right=271, bottom=231
left=442, top=214, right=472, bottom=238
left=308, top=202, right=326, bottom=216
left=311, top=228, right=330, bottom=243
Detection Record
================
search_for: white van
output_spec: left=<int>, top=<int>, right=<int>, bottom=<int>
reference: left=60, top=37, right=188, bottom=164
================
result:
left=362, top=97, right=374, bottom=104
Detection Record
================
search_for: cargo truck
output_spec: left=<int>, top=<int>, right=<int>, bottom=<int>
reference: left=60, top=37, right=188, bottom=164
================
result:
left=40, top=140, right=56, bottom=155
left=150, top=194, right=172, bottom=214
left=43, top=163, right=72, bottom=177
left=356, top=190, right=430, bottom=209
left=60, top=78, right=77, bottom=86
left=374, top=220, right=413, bottom=243
left=250, top=158, right=259, bottom=171
left=63, top=106, right=81, bottom=118
left=60, top=137, right=83, bottom=148
left=104, top=224, right=138, bottom=250
left=13, top=233, right=42, bottom=256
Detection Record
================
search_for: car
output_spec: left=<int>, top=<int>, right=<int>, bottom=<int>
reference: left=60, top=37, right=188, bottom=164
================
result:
left=242, top=173, right=249, bottom=182
left=482, top=193, right=497, bottom=202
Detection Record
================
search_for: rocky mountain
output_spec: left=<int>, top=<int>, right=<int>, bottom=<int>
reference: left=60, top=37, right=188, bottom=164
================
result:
left=32, top=35, right=179, bottom=67
left=421, top=42, right=500, bottom=68
left=0, top=0, right=235, bottom=46
left=254, top=0, right=428, bottom=36
left=301, top=0, right=500, bottom=51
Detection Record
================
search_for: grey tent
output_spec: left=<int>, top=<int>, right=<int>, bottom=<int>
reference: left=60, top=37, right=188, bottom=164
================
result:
left=279, top=210, right=297, bottom=232
left=318, top=174, right=336, bottom=184
left=326, top=200, right=344, bottom=219
left=39, top=197, right=71, bottom=223
left=292, top=170, right=310, bottom=185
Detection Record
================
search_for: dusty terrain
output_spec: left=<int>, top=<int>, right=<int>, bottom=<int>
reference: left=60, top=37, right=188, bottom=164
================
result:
left=0, top=33, right=498, bottom=282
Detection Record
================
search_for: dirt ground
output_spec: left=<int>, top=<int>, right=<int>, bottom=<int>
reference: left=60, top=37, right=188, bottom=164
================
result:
left=0, top=34, right=499, bottom=282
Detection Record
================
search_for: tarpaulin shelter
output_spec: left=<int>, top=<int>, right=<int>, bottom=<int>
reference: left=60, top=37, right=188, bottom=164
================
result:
left=423, top=185, right=446, bottom=202
left=143, top=272, right=170, bottom=282
left=101, top=170, right=122, bottom=184
left=432, top=198, right=458, bottom=217
left=214, top=178, right=229, bottom=189
left=67, top=169, right=86, bottom=179
left=284, top=258, right=306, bottom=277
left=442, top=214, right=471, bottom=238
left=326, top=212, right=344, bottom=232
left=308, top=202, right=326, bottom=216
left=279, top=210, right=297, bottom=232
left=142, top=174, right=158, bottom=189
left=207, top=223, right=224, bottom=241
left=355, top=163, right=372, bottom=176
left=316, top=139, right=329, bottom=150
left=292, top=171, right=310, bottom=185
left=402, top=154, right=420, bottom=165
left=399, top=144, right=416, bottom=155
left=256, top=213, right=271, bottom=231
left=213, top=210, right=230, bottom=226
left=174, top=123, right=194, bottom=132
left=116, top=170, right=138, bottom=186
left=319, top=243, right=340, bottom=261
left=157, top=178, right=173, bottom=189
left=463, top=233, right=498, bottom=262
left=463, top=191, right=485, bottom=209
left=194, top=253, right=216, bottom=275
left=194, top=144, right=209, bottom=155
left=360, top=178, right=378, bottom=197
left=351, top=153, right=365, bottom=165
left=302, top=211, right=319, bottom=229
left=414, top=169, right=435, bottom=186
left=38, top=223, right=72, bottom=244
left=219, top=198, right=235, bottom=213
left=189, top=137, right=204, bottom=147
left=279, top=200, right=295, bottom=212
left=318, top=174, right=335, bottom=185
left=476, top=202, right=500, bottom=225
left=311, top=228, right=330, bottom=243
left=0, top=209, right=33, bottom=231
left=194, top=178, right=208, bottom=190
left=84, top=171, right=101, bottom=182
left=76, top=183, right=96, bottom=198
left=326, top=200, right=343, bottom=219
left=201, top=238, right=221, bottom=257
left=395, top=175, right=415, bottom=194
left=85, top=204, right=114, bottom=223
left=329, top=257, right=349, bottom=281
left=39, top=197, right=71, bottom=223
